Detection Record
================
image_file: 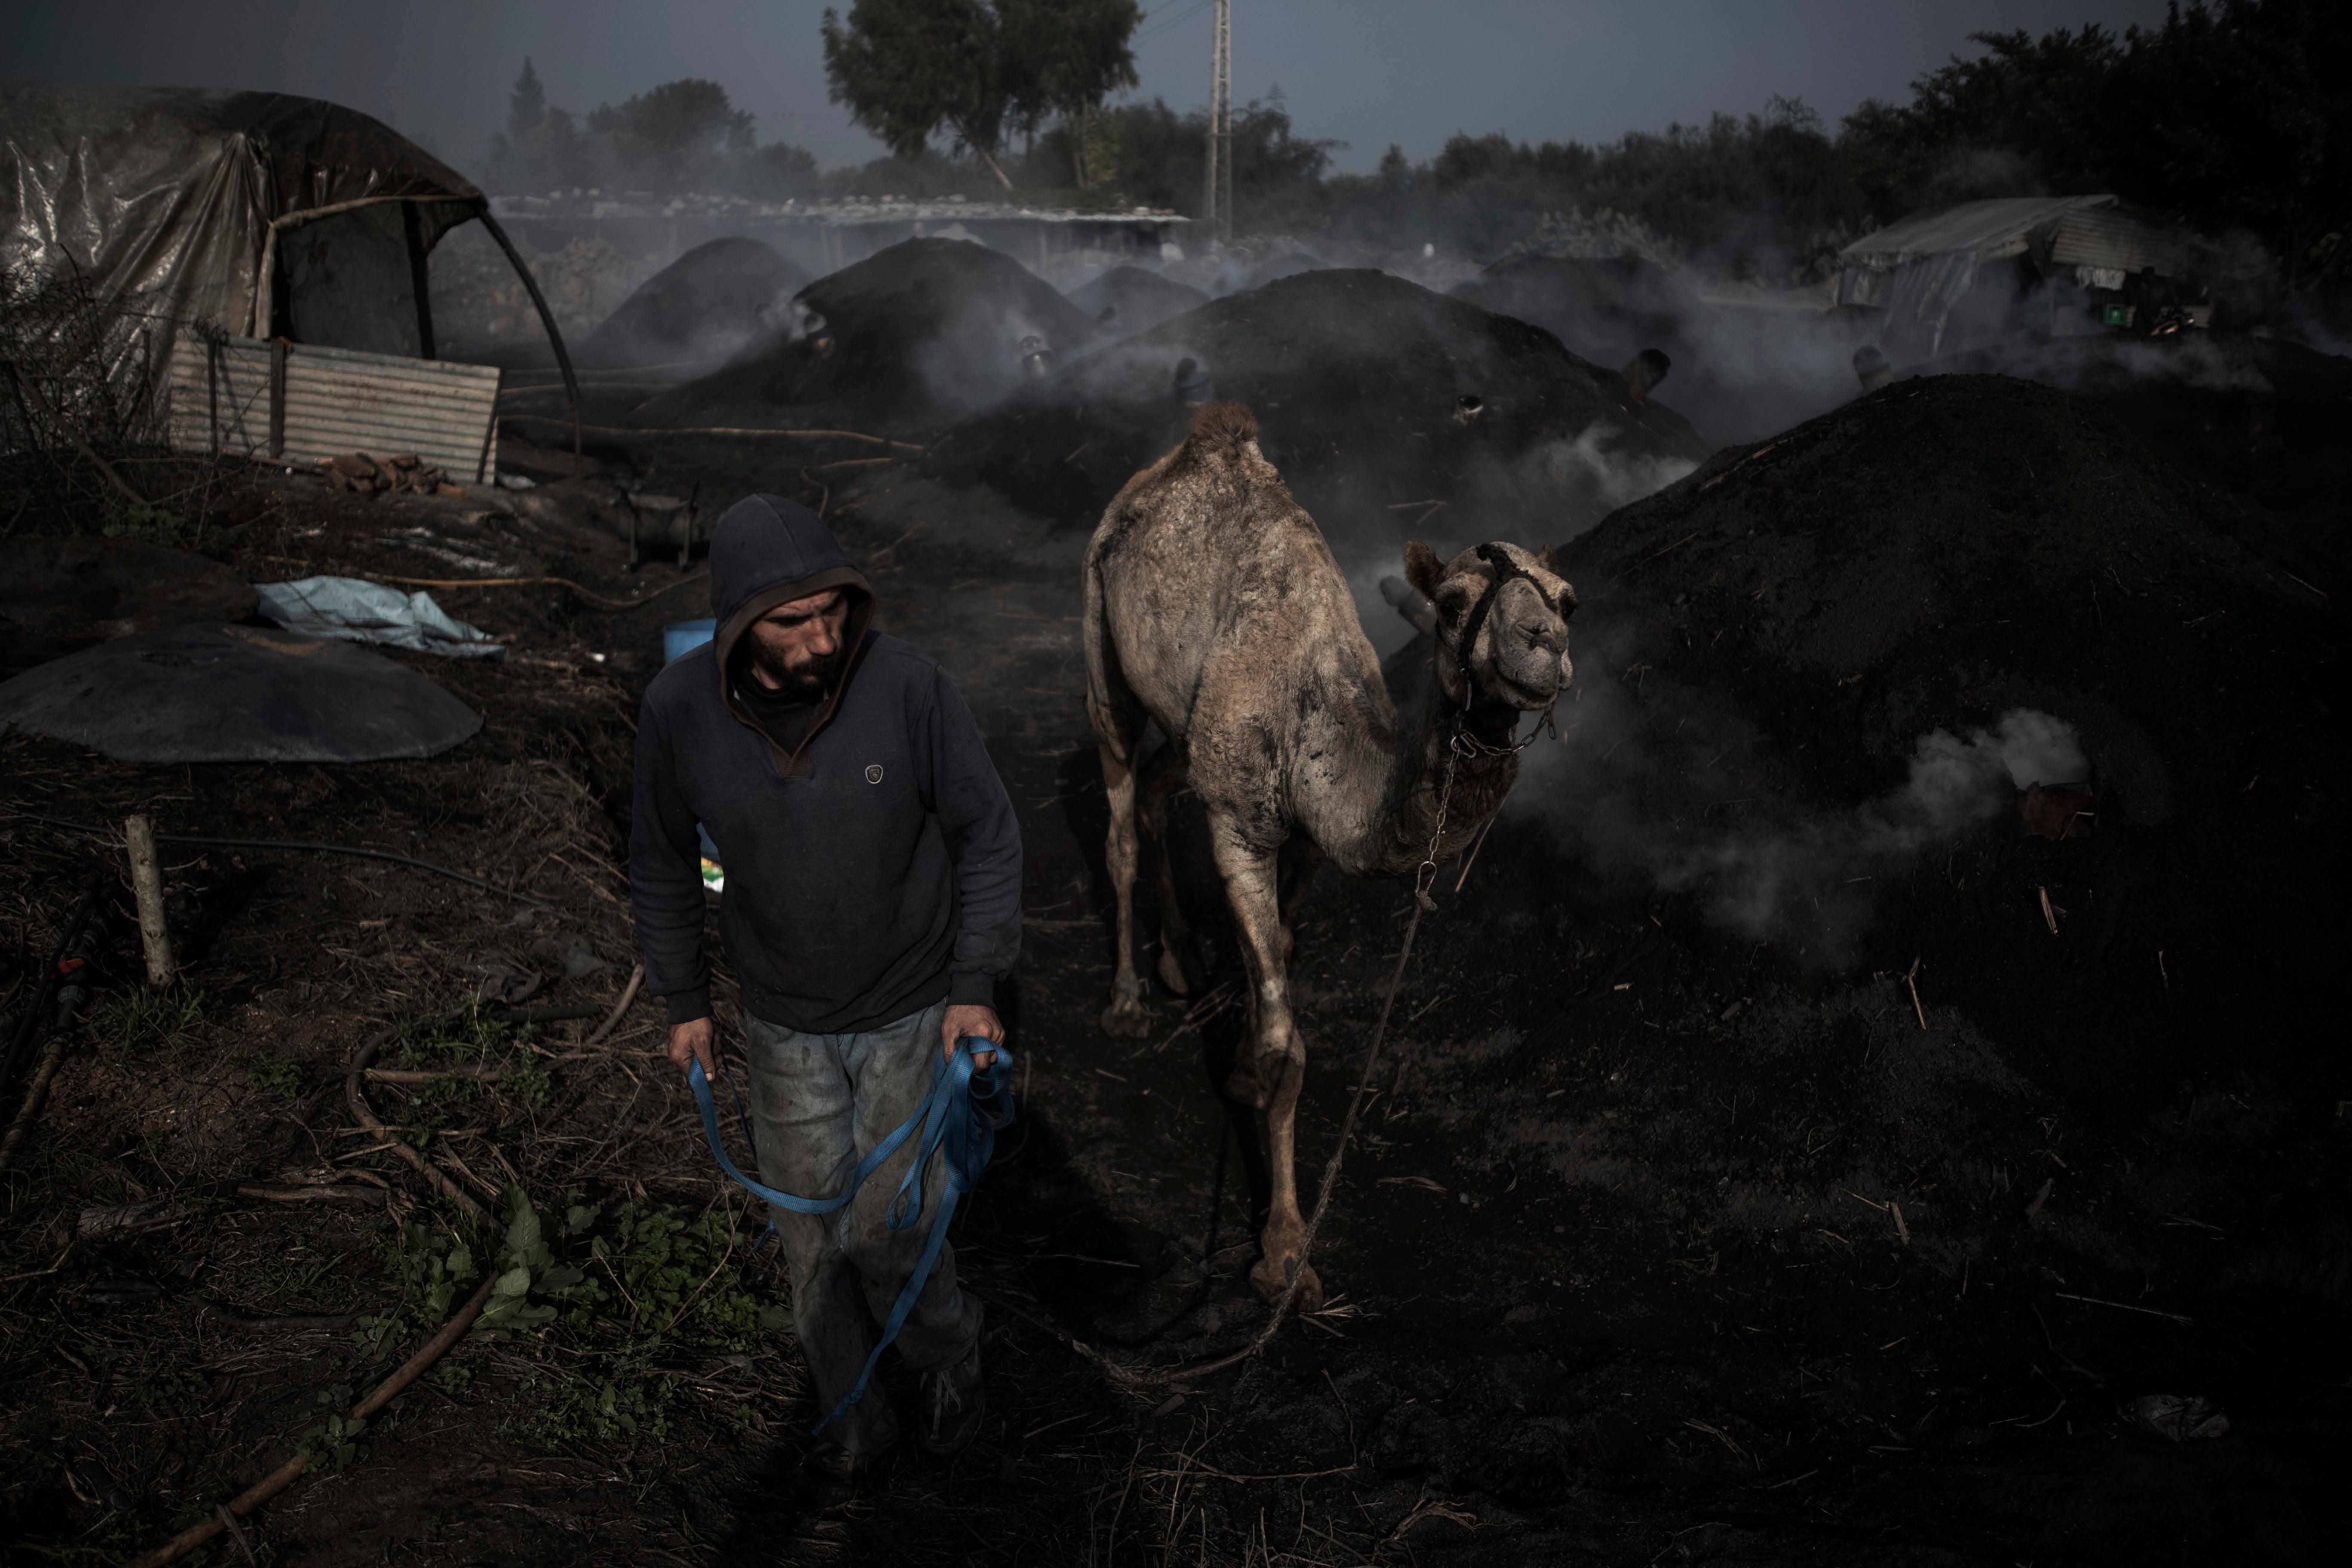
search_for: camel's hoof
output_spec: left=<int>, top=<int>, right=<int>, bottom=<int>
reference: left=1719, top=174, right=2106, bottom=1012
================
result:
left=1155, top=943, right=1194, bottom=997
left=1250, top=1254, right=1324, bottom=1314
left=1100, top=998, right=1153, bottom=1040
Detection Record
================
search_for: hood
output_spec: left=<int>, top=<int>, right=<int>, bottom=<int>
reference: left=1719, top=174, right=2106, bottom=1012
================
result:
left=707, top=493, right=875, bottom=773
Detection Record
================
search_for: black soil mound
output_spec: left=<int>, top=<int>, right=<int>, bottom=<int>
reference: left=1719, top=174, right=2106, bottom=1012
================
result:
left=1457, top=253, right=1875, bottom=444
left=1065, top=265, right=1209, bottom=342
left=1552, top=372, right=2339, bottom=1102
left=1452, top=253, right=1702, bottom=362
left=1240, top=250, right=1328, bottom=291
left=628, top=237, right=1096, bottom=438
left=1920, top=332, right=2352, bottom=589
left=926, top=267, right=1712, bottom=536
left=577, top=237, right=808, bottom=374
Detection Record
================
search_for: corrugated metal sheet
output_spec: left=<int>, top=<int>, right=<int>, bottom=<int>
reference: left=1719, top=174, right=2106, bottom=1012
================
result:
left=1839, top=196, right=2104, bottom=269
left=2049, top=207, right=2183, bottom=274
left=168, top=337, right=499, bottom=479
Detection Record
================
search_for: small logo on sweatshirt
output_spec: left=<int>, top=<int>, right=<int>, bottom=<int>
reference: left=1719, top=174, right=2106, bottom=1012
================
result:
left=865, top=764, right=884, bottom=784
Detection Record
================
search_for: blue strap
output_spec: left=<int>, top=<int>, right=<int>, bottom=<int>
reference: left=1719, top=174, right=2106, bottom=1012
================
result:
left=687, top=1036, right=1015, bottom=1433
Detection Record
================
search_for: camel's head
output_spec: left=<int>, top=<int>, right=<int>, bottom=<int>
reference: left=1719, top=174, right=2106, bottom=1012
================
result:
left=1405, top=539, right=1577, bottom=710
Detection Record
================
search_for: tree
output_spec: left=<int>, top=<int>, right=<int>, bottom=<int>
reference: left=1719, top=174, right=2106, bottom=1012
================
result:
left=508, top=59, right=547, bottom=142
left=587, top=78, right=756, bottom=187
left=822, top=0, right=1017, bottom=189
left=998, top=0, right=1141, bottom=186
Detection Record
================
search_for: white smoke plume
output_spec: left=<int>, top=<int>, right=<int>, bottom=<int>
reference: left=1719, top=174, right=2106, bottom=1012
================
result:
left=1507, top=645, right=2088, bottom=964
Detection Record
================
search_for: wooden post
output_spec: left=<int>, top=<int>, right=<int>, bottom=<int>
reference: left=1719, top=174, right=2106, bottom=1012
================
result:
left=125, top=815, right=173, bottom=987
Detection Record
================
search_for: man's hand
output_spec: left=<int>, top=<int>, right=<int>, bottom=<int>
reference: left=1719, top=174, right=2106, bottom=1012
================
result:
left=668, top=1017, right=718, bottom=1077
left=942, top=1004, right=1003, bottom=1068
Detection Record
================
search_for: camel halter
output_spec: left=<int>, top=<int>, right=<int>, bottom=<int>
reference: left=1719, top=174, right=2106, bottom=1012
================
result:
left=1416, top=543, right=1563, bottom=910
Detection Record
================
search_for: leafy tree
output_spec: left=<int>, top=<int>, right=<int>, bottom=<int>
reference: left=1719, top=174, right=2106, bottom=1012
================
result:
left=481, top=66, right=815, bottom=199
left=822, top=0, right=1017, bottom=188
left=998, top=0, right=1141, bottom=186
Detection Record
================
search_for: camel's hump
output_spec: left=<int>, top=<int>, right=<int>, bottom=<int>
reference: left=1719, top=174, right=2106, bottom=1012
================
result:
left=1186, top=400, right=1258, bottom=455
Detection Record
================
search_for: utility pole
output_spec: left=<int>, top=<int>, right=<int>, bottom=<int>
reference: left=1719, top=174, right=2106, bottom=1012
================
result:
left=1204, top=0, right=1231, bottom=246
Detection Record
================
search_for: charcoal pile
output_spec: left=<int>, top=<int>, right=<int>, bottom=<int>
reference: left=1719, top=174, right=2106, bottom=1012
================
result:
left=1919, top=332, right=2352, bottom=589
left=628, top=237, right=1096, bottom=439
left=926, top=267, right=1711, bottom=534
left=1452, top=252, right=1703, bottom=364
left=577, top=236, right=809, bottom=375
left=1457, top=252, right=1877, bottom=444
left=1547, top=372, right=2340, bottom=1101
left=1065, top=265, right=1208, bottom=342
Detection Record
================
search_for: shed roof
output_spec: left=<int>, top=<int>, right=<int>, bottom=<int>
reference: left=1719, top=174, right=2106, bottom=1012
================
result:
left=1840, top=196, right=2112, bottom=268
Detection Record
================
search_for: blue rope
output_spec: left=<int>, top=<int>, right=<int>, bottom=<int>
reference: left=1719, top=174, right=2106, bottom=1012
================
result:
left=686, top=1036, right=1015, bottom=1433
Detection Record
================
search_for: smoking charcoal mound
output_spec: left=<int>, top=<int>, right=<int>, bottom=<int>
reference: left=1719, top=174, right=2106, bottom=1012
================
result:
left=1456, top=251, right=1876, bottom=445
left=628, top=236, right=1096, bottom=439
left=1559, top=372, right=2340, bottom=1102
left=576, top=236, right=809, bottom=375
left=1919, top=332, right=2352, bottom=590
left=1452, top=252, right=1705, bottom=365
left=1064, top=264, right=1209, bottom=342
left=925, top=267, right=1711, bottom=534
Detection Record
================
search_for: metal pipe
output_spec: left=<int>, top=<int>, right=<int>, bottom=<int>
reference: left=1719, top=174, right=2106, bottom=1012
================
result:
left=473, top=208, right=583, bottom=464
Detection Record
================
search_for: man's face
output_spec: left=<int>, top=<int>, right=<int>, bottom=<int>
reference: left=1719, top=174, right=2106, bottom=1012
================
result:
left=742, top=588, right=850, bottom=693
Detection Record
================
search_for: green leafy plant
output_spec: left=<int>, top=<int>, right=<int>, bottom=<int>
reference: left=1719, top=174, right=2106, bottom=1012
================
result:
left=89, top=986, right=205, bottom=1054
left=350, top=1182, right=768, bottom=1451
left=238, top=1053, right=305, bottom=1099
left=293, top=1383, right=368, bottom=1472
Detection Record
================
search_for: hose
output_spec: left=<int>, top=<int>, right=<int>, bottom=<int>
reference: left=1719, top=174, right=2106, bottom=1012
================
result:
left=4, top=812, right=555, bottom=910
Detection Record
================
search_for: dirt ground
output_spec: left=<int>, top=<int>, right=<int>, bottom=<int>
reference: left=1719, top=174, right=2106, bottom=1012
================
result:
left=1, top=377, right=2343, bottom=1568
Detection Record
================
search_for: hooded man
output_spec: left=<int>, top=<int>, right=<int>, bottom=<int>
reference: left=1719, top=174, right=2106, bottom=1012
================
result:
left=629, top=494, right=1021, bottom=1479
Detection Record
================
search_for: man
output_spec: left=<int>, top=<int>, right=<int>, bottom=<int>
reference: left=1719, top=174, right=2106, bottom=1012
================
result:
left=629, top=494, right=1021, bottom=1480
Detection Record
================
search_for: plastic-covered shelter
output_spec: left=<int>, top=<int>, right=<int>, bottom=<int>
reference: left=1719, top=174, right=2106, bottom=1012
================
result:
left=1835, top=195, right=2194, bottom=363
left=0, top=83, right=576, bottom=424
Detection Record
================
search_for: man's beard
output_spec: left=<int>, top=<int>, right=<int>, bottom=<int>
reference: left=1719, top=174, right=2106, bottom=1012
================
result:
left=749, top=637, right=847, bottom=695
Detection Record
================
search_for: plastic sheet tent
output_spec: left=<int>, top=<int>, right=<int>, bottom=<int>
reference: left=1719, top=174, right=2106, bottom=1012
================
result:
left=1835, top=195, right=2191, bottom=362
left=0, top=83, right=576, bottom=424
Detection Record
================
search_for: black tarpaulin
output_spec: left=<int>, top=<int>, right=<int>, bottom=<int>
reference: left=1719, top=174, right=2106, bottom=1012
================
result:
left=0, top=621, right=481, bottom=763
left=0, top=83, right=486, bottom=403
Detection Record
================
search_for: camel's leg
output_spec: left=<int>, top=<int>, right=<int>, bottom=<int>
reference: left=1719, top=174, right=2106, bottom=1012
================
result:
left=1207, top=815, right=1324, bottom=1313
left=1274, top=838, right=1324, bottom=966
left=1090, top=690, right=1153, bottom=1039
left=1137, top=741, right=1207, bottom=995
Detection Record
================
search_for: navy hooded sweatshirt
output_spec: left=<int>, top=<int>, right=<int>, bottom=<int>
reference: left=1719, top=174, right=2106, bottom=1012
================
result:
left=629, top=495, right=1022, bottom=1033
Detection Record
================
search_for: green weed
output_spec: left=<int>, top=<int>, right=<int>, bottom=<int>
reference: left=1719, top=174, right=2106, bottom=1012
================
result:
left=292, top=1383, right=368, bottom=1472
left=88, top=986, right=205, bottom=1054
left=239, top=1053, right=305, bottom=1099
left=355, top=1184, right=767, bottom=1452
left=135, top=1368, right=208, bottom=1412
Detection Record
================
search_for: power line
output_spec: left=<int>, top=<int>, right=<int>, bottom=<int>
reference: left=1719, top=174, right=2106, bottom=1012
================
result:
left=1136, top=0, right=1214, bottom=46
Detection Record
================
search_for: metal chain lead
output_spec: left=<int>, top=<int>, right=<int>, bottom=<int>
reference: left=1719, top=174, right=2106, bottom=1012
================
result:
left=1413, top=699, right=1558, bottom=912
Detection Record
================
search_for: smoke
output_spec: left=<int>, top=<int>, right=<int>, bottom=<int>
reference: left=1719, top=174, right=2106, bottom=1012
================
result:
left=1535, top=425, right=1701, bottom=517
left=1499, top=610, right=2087, bottom=963
left=1927, top=331, right=2277, bottom=398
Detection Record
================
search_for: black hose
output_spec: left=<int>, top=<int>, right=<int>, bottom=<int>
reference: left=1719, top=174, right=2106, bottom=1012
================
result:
left=4, top=812, right=556, bottom=911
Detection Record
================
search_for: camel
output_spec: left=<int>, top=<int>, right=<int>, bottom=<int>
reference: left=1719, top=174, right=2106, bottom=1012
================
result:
left=1084, top=402, right=1576, bottom=1310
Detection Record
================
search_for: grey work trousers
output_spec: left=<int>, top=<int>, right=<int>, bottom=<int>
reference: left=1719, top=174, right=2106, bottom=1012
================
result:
left=744, top=999, right=983, bottom=1455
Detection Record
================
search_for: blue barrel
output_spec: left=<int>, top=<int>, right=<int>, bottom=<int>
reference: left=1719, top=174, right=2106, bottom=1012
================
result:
left=664, top=618, right=717, bottom=665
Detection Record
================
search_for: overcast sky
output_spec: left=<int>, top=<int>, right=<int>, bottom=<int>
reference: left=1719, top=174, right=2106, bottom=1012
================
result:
left=7, top=1, right=2177, bottom=178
